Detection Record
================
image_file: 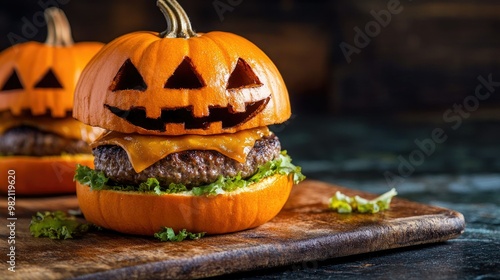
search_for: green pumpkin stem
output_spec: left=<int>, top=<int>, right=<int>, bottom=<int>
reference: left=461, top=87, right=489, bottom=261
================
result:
left=157, top=0, right=197, bottom=38
left=44, top=7, right=74, bottom=46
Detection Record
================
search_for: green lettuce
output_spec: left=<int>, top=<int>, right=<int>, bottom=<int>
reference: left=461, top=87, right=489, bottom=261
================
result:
left=154, top=227, right=205, bottom=242
left=29, top=211, right=90, bottom=239
left=329, top=188, right=398, bottom=214
left=138, top=178, right=188, bottom=195
left=74, top=151, right=305, bottom=196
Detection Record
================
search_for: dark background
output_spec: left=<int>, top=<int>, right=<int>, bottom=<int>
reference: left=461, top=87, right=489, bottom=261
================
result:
left=1, top=2, right=499, bottom=278
left=2, top=0, right=499, bottom=116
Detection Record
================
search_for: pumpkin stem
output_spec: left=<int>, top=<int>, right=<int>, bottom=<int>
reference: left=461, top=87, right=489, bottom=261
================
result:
left=44, top=7, right=74, bottom=46
left=157, top=0, right=197, bottom=39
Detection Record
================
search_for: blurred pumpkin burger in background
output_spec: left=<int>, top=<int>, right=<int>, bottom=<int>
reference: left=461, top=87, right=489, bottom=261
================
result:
left=0, top=8, right=103, bottom=195
left=73, top=0, right=304, bottom=236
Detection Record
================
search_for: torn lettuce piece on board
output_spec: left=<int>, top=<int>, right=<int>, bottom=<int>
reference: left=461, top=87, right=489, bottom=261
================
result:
left=29, top=211, right=90, bottom=239
left=154, top=227, right=206, bottom=242
left=329, top=188, right=398, bottom=214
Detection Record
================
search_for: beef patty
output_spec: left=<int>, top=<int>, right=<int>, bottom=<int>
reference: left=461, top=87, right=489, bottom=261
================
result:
left=93, top=134, right=281, bottom=187
left=0, top=126, right=91, bottom=156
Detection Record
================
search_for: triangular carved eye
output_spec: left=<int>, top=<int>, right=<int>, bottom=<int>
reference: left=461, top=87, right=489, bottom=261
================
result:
left=34, top=69, right=63, bottom=89
left=227, top=58, right=262, bottom=90
left=165, top=57, right=204, bottom=89
left=109, top=59, right=147, bottom=92
left=1, top=69, right=23, bottom=92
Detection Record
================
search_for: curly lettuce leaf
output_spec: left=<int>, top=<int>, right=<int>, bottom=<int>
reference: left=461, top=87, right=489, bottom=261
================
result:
left=329, top=188, right=397, bottom=214
left=192, top=151, right=305, bottom=196
left=74, top=151, right=305, bottom=196
left=154, top=227, right=205, bottom=242
left=29, top=211, right=90, bottom=240
left=74, top=164, right=109, bottom=190
left=250, top=151, right=306, bottom=184
left=138, top=178, right=188, bottom=195
left=192, top=173, right=248, bottom=196
left=329, top=191, right=354, bottom=213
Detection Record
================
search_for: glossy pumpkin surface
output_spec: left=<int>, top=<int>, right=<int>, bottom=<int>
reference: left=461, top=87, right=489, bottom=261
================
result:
left=0, top=8, right=103, bottom=117
left=0, top=154, right=94, bottom=195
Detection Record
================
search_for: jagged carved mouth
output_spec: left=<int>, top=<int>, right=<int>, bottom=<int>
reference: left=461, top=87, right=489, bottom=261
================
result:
left=105, top=97, right=270, bottom=131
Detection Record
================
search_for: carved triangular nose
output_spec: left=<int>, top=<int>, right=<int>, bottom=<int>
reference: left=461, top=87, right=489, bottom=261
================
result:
left=34, top=69, right=63, bottom=89
left=165, top=57, right=205, bottom=89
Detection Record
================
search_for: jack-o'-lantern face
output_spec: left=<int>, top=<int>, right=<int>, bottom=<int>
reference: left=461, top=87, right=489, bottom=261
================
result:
left=74, top=0, right=290, bottom=136
left=0, top=8, right=103, bottom=118
left=104, top=57, right=270, bottom=131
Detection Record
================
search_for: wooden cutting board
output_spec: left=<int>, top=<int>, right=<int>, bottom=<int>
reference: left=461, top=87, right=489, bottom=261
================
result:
left=0, top=180, right=465, bottom=279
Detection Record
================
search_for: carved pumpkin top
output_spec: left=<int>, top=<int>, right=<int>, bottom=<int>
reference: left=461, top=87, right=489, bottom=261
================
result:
left=73, top=0, right=291, bottom=136
left=0, top=8, right=103, bottom=118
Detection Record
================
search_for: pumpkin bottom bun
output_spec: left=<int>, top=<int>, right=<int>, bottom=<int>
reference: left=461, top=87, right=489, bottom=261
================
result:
left=77, top=173, right=294, bottom=236
left=0, top=154, right=94, bottom=195
left=0, top=125, right=95, bottom=195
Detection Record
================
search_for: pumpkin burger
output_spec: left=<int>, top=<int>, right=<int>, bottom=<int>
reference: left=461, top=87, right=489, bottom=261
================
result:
left=73, top=0, right=304, bottom=236
left=0, top=8, right=103, bottom=195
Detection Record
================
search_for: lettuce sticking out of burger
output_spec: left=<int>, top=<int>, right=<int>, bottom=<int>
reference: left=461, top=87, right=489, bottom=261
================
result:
left=0, top=8, right=103, bottom=195
left=73, top=0, right=304, bottom=235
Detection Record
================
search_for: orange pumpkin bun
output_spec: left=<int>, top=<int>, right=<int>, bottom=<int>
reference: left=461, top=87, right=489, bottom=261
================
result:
left=77, top=174, right=293, bottom=235
left=1, top=155, right=94, bottom=196
left=73, top=0, right=304, bottom=236
left=0, top=8, right=103, bottom=195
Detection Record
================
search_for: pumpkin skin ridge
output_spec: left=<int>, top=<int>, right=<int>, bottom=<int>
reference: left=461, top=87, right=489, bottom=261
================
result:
left=205, top=32, right=291, bottom=126
left=203, top=33, right=271, bottom=116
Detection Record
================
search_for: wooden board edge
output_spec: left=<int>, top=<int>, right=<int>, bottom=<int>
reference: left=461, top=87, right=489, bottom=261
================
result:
left=69, top=209, right=466, bottom=279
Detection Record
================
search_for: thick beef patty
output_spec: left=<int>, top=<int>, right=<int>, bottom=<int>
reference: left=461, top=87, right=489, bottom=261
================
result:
left=0, top=126, right=91, bottom=156
left=93, top=134, right=281, bottom=187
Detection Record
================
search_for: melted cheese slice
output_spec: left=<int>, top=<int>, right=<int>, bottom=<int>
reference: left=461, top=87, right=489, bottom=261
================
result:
left=91, top=127, right=271, bottom=173
left=0, top=115, right=103, bottom=143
